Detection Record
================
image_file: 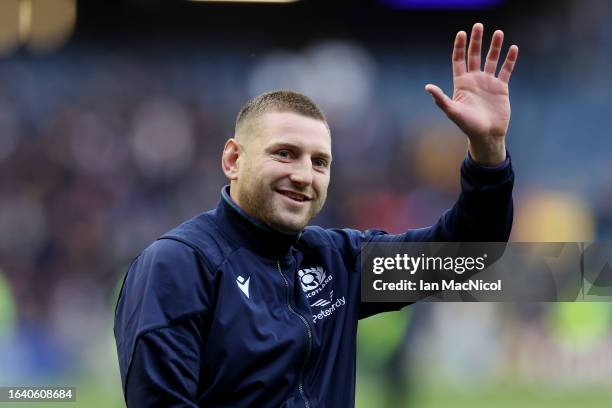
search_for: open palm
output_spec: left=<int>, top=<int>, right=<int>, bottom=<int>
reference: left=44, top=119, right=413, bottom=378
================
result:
left=426, top=23, right=518, bottom=164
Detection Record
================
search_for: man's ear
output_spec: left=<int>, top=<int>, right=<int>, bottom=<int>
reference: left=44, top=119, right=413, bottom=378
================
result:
left=222, top=138, right=241, bottom=180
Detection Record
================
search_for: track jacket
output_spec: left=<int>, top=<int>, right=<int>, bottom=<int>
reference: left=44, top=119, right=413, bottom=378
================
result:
left=114, top=155, right=514, bottom=407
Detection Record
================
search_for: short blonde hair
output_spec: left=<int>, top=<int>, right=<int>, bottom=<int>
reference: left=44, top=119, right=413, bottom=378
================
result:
left=235, top=90, right=329, bottom=135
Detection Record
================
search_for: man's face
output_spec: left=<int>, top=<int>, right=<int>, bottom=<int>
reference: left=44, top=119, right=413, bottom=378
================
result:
left=233, top=111, right=332, bottom=234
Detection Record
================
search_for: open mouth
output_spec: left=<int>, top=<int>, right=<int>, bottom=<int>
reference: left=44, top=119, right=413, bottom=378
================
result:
left=277, top=190, right=311, bottom=203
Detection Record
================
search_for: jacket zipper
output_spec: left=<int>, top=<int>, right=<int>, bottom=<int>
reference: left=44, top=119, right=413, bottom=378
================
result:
left=277, top=259, right=312, bottom=408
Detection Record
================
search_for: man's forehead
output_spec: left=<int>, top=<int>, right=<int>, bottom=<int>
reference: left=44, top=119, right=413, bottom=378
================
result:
left=261, top=111, right=329, bottom=132
left=258, top=111, right=331, bottom=148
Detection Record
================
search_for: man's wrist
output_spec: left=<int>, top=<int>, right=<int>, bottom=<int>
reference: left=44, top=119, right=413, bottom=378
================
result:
left=467, top=139, right=506, bottom=166
left=466, top=150, right=510, bottom=171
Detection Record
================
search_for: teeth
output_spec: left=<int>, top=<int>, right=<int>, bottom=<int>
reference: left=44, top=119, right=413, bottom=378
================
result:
left=282, top=191, right=305, bottom=201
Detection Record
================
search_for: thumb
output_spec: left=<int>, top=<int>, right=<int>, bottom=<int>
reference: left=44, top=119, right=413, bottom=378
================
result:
left=425, top=84, right=456, bottom=118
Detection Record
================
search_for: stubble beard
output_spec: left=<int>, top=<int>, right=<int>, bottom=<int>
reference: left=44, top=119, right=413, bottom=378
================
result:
left=239, top=179, right=325, bottom=234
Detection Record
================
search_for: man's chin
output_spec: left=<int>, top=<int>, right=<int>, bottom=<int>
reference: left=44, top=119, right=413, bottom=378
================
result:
left=266, top=215, right=309, bottom=235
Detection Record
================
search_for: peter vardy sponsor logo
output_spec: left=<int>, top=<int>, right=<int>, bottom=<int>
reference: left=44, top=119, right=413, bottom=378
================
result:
left=312, top=297, right=346, bottom=324
left=298, top=266, right=333, bottom=298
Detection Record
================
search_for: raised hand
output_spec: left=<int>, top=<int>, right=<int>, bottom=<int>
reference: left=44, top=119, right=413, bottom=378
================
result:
left=425, top=23, right=519, bottom=165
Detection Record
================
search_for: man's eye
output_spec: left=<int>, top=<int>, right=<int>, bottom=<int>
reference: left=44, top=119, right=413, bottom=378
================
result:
left=277, top=150, right=291, bottom=159
left=313, top=158, right=328, bottom=168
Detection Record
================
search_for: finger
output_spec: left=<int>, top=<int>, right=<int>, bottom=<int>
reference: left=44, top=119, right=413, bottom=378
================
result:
left=498, top=45, right=519, bottom=83
left=425, top=84, right=456, bottom=117
left=452, top=31, right=467, bottom=77
left=467, top=22, right=484, bottom=72
left=484, top=30, right=504, bottom=75
left=453, top=31, right=467, bottom=77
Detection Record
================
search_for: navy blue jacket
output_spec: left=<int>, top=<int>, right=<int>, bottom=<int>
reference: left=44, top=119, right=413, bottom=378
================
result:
left=114, top=155, right=513, bottom=407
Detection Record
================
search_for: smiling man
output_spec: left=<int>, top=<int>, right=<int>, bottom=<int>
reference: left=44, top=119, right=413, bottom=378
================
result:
left=225, top=104, right=332, bottom=234
left=115, top=23, right=518, bottom=407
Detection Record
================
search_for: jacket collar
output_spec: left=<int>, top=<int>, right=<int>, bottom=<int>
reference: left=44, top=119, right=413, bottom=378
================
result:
left=215, top=185, right=301, bottom=258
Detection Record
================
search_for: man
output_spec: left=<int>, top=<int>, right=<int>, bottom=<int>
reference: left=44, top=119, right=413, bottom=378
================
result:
left=115, top=23, right=518, bottom=407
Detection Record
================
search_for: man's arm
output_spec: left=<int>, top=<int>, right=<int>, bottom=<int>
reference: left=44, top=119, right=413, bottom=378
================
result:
left=356, top=154, right=513, bottom=318
left=355, top=24, right=518, bottom=317
left=352, top=22, right=518, bottom=245
left=126, top=318, right=205, bottom=407
left=380, top=22, right=518, bottom=242
left=114, top=239, right=213, bottom=406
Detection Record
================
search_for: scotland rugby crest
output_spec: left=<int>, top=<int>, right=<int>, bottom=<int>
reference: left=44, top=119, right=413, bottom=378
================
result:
left=298, top=266, right=333, bottom=300
left=298, top=266, right=327, bottom=292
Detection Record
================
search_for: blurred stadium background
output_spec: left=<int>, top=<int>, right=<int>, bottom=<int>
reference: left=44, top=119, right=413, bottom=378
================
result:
left=0, top=0, right=611, bottom=406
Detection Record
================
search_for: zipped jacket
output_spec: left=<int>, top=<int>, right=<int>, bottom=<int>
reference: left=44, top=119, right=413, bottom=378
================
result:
left=114, top=155, right=514, bottom=407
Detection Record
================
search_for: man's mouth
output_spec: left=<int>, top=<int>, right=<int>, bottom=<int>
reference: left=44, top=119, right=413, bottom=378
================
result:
left=277, top=190, right=311, bottom=203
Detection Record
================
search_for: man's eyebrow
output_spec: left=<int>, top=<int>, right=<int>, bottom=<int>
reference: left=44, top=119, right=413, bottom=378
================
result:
left=266, top=142, right=332, bottom=161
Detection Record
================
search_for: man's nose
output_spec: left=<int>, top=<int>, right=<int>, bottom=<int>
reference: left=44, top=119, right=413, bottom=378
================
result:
left=289, top=158, right=313, bottom=186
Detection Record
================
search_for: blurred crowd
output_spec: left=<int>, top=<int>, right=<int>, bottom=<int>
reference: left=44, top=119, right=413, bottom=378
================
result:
left=0, top=1, right=612, bottom=405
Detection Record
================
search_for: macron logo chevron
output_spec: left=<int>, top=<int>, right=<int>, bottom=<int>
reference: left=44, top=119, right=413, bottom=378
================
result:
left=310, top=299, right=331, bottom=308
left=236, top=275, right=250, bottom=298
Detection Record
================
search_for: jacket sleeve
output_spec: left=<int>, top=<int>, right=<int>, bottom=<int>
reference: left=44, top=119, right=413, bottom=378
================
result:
left=374, top=153, right=514, bottom=243
left=114, top=238, right=214, bottom=406
left=326, top=154, right=514, bottom=318
left=126, top=317, right=205, bottom=407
